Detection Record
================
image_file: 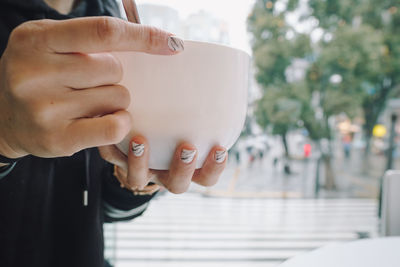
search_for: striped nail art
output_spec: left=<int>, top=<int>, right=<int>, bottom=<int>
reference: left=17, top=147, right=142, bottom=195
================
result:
left=168, top=36, right=184, bottom=52
left=181, top=149, right=196, bottom=164
left=131, top=142, right=144, bottom=157
left=215, top=150, right=226, bottom=163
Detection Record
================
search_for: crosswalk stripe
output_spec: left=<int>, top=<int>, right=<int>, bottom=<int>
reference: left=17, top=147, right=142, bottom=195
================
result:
left=105, top=231, right=359, bottom=240
left=108, top=224, right=377, bottom=232
left=115, top=261, right=281, bottom=267
left=107, top=245, right=314, bottom=251
left=105, top=240, right=353, bottom=249
left=104, top=193, right=378, bottom=267
left=122, top=218, right=378, bottom=226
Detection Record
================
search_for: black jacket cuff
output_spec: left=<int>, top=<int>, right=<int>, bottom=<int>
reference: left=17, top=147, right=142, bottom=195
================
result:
left=102, top=163, right=158, bottom=222
left=0, top=154, right=22, bottom=164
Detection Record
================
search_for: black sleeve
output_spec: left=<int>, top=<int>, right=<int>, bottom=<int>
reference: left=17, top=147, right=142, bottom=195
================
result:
left=0, top=154, right=20, bottom=164
left=0, top=162, right=16, bottom=181
left=100, top=155, right=158, bottom=223
left=0, top=3, right=33, bottom=56
left=0, top=154, right=24, bottom=181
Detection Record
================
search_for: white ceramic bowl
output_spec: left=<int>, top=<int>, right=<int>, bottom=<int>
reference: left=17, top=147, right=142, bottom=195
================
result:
left=114, top=40, right=249, bottom=169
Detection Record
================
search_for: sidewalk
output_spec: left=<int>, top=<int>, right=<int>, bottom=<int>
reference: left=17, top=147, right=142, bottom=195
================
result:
left=191, top=149, right=381, bottom=199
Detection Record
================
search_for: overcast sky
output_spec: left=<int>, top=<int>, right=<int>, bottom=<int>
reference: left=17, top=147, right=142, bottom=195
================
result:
left=133, top=0, right=320, bottom=55
left=135, top=0, right=256, bottom=54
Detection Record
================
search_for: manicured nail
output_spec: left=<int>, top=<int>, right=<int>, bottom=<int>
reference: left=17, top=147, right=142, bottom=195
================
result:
left=215, top=150, right=227, bottom=163
left=131, top=141, right=144, bottom=157
left=168, top=36, right=184, bottom=52
left=181, top=149, right=196, bottom=164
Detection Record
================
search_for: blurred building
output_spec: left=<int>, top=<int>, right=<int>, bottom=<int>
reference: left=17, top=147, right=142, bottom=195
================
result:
left=138, top=5, right=230, bottom=46
left=137, top=4, right=182, bottom=36
left=183, top=10, right=230, bottom=45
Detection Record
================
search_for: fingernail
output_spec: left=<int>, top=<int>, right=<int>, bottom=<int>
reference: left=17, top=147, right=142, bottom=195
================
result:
left=131, top=141, right=144, bottom=157
left=120, top=183, right=125, bottom=188
left=181, top=149, right=196, bottom=164
left=168, top=36, right=184, bottom=52
left=215, top=150, right=227, bottom=163
left=131, top=186, right=138, bottom=191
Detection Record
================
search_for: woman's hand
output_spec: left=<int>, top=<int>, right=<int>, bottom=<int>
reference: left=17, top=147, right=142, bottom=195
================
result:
left=0, top=17, right=180, bottom=159
left=98, top=137, right=227, bottom=194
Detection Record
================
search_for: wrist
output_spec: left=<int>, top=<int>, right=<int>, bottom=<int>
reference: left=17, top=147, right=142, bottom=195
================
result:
left=0, top=140, right=24, bottom=165
left=0, top=136, right=25, bottom=159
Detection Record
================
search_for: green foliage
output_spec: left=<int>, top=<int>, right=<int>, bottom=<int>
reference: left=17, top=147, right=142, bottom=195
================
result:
left=308, top=0, right=400, bottom=138
left=255, top=84, right=303, bottom=136
left=248, top=0, right=400, bottom=146
left=248, top=7, right=312, bottom=84
left=248, top=0, right=313, bottom=142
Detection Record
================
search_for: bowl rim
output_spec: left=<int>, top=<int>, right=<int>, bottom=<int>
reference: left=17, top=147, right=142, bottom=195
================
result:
left=183, top=39, right=251, bottom=58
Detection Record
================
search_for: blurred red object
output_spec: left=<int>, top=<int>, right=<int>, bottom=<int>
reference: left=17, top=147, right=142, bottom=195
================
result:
left=304, top=143, right=311, bottom=158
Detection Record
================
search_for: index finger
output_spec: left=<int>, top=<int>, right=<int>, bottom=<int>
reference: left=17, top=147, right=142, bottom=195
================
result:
left=40, top=17, right=181, bottom=54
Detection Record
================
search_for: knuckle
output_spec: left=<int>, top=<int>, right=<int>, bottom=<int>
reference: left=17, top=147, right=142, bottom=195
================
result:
left=9, top=20, right=50, bottom=50
left=104, top=53, right=123, bottom=83
left=6, top=67, right=36, bottom=98
left=5, top=64, right=49, bottom=101
left=9, top=23, right=32, bottom=45
left=5, top=68, right=24, bottom=97
left=104, top=116, right=126, bottom=143
left=113, top=85, right=131, bottom=108
left=95, top=17, right=120, bottom=46
left=31, top=101, right=54, bottom=127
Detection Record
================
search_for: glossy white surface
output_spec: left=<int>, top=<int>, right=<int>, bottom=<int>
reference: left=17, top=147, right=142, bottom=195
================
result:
left=114, top=41, right=249, bottom=169
left=280, top=237, right=400, bottom=267
left=381, top=170, right=400, bottom=236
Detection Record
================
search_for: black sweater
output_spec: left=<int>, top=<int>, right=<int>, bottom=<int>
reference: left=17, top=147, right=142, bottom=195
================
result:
left=0, top=1, right=157, bottom=266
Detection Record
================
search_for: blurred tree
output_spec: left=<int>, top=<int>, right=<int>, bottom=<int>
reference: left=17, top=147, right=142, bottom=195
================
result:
left=248, top=0, right=400, bottom=188
left=248, top=0, right=358, bottom=188
left=255, top=84, right=303, bottom=157
left=248, top=0, right=311, bottom=157
left=308, top=0, right=400, bottom=155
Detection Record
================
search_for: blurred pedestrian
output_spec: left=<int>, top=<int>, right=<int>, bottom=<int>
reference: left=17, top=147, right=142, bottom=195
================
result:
left=235, top=150, right=241, bottom=165
left=273, top=157, right=279, bottom=168
left=342, top=134, right=352, bottom=158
